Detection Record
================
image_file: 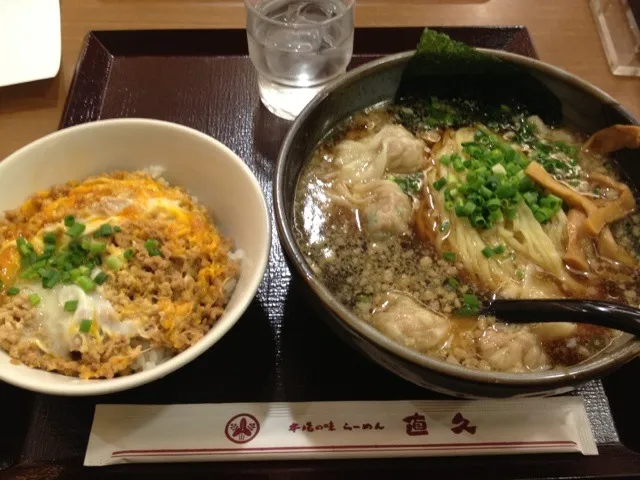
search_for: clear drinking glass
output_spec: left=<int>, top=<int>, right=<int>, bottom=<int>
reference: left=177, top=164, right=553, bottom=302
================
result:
left=591, top=0, right=640, bottom=76
left=245, top=0, right=355, bottom=120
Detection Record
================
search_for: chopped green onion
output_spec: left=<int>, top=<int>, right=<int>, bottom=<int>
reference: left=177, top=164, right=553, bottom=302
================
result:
left=70, top=268, right=83, bottom=280
left=445, top=277, right=460, bottom=289
left=90, top=242, right=107, bottom=254
left=75, top=275, right=95, bottom=292
left=481, top=247, right=494, bottom=258
left=491, top=163, right=507, bottom=175
left=93, top=272, right=108, bottom=285
left=28, top=293, right=40, bottom=306
left=6, top=287, right=20, bottom=296
left=66, top=222, right=86, bottom=238
left=463, top=294, right=480, bottom=308
left=486, top=198, right=501, bottom=211
left=489, top=209, right=503, bottom=223
left=16, top=237, right=33, bottom=257
left=495, top=183, right=515, bottom=199
left=43, top=232, right=57, bottom=245
left=20, top=252, right=36, bottom=268
left=439, top=154, right=452, bottom=166
left=113, top=226, right=122, bottom=233
left=493, top=244, right=505, bottom=255
left=64, top=215, right=75, bottom=227
left=94, top=224, right=113, bottom=237
left=439, top=221, right=450, bottom=232
left=433, top=177, right=447, bottom=191
left=490, top=149, right=504, bottom=163
left=462, top=201, right=476, bottom=216
left=534, top=208, right=552, bottom=223
left=453, top=157, right=465, bottom=172
left=64, top=300, right=78, bottom=312
left=79, top=319, right=92, bottom=333
left=144, top=239, right=161, bottom=257
left=456, top=306, right=477, bottom=316
left=42, top=270, right=61, bottom=289
left=443, top=251, right=456, bottom=262
left=105, top=255, right=123, bottom=271
left=541, top=194, right=562, bottom=210
left=19, top=268, right=39, bottom=280
left=471, top=216, right=487, bottom=229
left=81, top=238, right=92, bottom=251
left=523, top=191, right=538, bottom=207
left=516, top=268, right=525, bottom=280
left=479, top=186, right=493, bottom=199
left=123, top=249, right=134, bottom=260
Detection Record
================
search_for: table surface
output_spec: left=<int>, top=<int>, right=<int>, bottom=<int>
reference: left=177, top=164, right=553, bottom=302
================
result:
left=0, top=0, right=639, bottom=161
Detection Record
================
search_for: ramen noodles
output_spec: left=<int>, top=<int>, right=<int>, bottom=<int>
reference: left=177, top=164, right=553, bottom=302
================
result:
left=294, top=99, right=640, bottom=373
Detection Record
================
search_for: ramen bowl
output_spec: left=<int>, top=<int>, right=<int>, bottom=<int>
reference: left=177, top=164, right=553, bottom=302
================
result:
left=0, top=119, right=270, bottom=395
left=275, top=50, right=640, bottom=398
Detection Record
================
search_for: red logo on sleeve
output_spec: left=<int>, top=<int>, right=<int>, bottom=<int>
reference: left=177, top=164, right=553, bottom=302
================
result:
left=225, top=413, right=260, bottom=444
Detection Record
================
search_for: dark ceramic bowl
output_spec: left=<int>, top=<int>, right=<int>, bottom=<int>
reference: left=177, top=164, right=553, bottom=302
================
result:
left=274, top=50, right=640, bottom=398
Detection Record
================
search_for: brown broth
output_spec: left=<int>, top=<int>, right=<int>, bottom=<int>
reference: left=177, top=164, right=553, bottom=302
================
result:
left=294, top=105, right=640, bottom=373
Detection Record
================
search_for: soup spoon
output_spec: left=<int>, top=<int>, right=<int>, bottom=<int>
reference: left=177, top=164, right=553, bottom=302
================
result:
left=486, top=299, right=640, bottom=337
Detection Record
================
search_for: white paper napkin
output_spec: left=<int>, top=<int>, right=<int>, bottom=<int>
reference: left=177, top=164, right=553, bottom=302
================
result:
left=0, top=0, right=61, bottom=87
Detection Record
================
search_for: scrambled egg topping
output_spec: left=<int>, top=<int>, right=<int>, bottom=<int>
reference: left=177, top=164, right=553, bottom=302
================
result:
left=0, top=171, right=239, bottom=379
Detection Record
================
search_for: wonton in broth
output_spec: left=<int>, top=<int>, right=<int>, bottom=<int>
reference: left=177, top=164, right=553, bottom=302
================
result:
left=294, top=98, right=640, bottom=373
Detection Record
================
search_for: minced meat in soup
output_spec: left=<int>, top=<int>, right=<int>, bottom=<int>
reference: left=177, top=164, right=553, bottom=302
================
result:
left=294, top=99, right=640, bottom=373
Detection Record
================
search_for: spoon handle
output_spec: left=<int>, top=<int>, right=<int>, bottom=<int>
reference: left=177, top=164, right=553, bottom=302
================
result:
left=487, top=299, right=640, bottom=337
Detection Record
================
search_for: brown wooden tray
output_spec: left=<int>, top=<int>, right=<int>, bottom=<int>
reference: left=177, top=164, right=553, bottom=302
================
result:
left=2, top=27, right=640, bottom=480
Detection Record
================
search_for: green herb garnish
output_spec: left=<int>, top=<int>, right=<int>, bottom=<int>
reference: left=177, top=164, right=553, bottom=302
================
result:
left=79, top=319, right=92, bottom=333
left=75, top=275, right=95, bottom=292
left=90, top=242, right=107, bottom=254
left=144, top=239, right=161, bottom=257
left=64, top=300, right=78, bottom=312
left=445, top=277, right=460, bottom=289
left=481, top=247, right=494, bottom=258
left=443, top=251, right=456, bottom=262
left=437, top=129, right=563, bottom=228
left=105, top=255, right=123, bottom=271
left=94, top=224, right=113, bottom=237
left=43, top=232, right=57, bottom=245
left=66, top=222, right=86, bottom=238
left=456, top=293, right=481, bottom=316
left=433, top=177, right=447, bottom=191
left=390, top=172, right=423, bottom=195
left=93, top=272, right=108, bottom=285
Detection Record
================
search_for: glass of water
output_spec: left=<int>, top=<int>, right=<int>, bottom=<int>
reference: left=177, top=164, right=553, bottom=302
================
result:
left=245, top=0, right=355, bottom=120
